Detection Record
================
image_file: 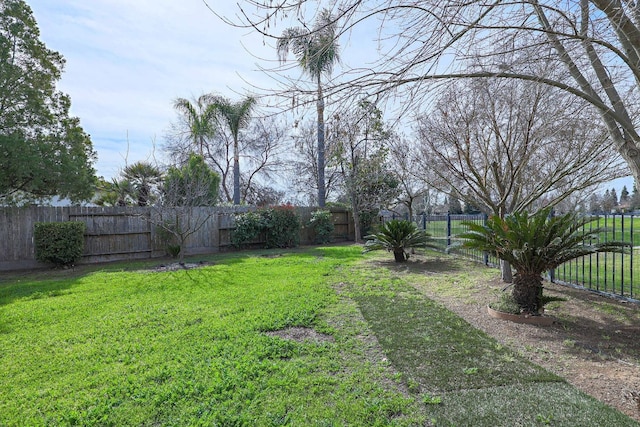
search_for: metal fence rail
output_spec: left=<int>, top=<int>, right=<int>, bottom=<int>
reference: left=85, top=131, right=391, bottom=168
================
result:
left=384, top=212, right=638, bottom=301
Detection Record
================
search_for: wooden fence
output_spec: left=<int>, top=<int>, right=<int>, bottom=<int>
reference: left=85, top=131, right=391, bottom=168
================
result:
left=0, top=206, right=354, bottom=271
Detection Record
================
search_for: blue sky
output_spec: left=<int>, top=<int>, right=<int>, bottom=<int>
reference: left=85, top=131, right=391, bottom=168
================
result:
left=28, top=0, right=281, bottom=180
left=26, top=1, right=634, bottom=195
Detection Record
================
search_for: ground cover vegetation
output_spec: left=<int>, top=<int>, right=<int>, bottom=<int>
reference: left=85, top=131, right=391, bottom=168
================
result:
left=0, top=246, right=637, bottom=426
left=372, top=250, right=640, bottom=421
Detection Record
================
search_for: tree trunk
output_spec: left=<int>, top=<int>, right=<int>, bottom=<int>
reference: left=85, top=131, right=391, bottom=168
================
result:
left=352, top=200, right=362, bottom=242
left=501, top=260, right=513, bottom=283
left=512, top=273, right=543, bottom=313
left=393, top=248, right=407, bottom=262
left=233, top=138, right=241, bottom=205
left=316, top=76, right=326, bottom=208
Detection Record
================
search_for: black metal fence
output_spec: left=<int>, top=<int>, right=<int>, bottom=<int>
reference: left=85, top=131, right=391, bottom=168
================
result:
left=384, top=212, right=638, bottom=301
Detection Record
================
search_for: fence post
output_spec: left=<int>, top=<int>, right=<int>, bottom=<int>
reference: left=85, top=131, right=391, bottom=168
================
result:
left=446, top=212, right=452, bottom=247
left=422, top=212, right=426, bottom=230
left=548, top=209, right=555, bottom=282
left=483, top=213, right=489, bottom=265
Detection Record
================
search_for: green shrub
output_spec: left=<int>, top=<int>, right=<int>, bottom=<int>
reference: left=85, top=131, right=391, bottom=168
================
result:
left=264, top=204, right=301, bottom=248
left=233, top=205, right=301, bottom=249
left=232, top=211, right=265, bottom=247
left=34, top=222, right=85, bottom=267
left=309, top=210, right=334, bottom=244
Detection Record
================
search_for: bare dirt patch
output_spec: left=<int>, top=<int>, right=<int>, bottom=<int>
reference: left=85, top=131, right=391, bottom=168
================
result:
left=376, top=255, right=640, bottom=422
left=265, top=326, right=334, bottom=343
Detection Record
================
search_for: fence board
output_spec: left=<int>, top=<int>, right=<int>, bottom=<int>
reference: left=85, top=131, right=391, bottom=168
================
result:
left=0, top=206, right=354, bottom=271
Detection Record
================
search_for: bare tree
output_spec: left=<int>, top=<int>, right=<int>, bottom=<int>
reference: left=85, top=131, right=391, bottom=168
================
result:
left=386, top=134, right=430, bottom=219
left=153, top=154, right=220, bottom=263
left=222, top=1, right=640, bottom=184
left=164, top=105, right=288, bottom=205
left=416, top=77, right=624, bottom=282
left=239, top=117, right=289, bottom=203
left=330, top=100, right=399, bottom=241
left=288, top=119, right=342, bottom=205
left=415, top=78, right=625, bottom=218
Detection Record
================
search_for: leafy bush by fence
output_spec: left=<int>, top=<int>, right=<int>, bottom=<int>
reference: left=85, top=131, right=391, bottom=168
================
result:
left=308, top=210, right=334, bottom=244
left=0, top=206, right=354, bottom=271
left=34, top=222, right=86, bottom=267
left=233, top=205, right=301, bottom=249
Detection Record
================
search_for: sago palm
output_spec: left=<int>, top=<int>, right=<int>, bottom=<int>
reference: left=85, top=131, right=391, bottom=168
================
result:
left=460, top=207, right=628, bottom=313
left=363, top=220, right=438, bottom=262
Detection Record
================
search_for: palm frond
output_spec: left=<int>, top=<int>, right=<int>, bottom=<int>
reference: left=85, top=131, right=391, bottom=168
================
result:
left=459, top=207, right=630, bottom=275
left=363, top=220, right=438, bottom=262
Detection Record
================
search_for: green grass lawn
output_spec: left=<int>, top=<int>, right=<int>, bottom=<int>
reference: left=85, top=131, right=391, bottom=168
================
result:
left=553, top=249, right=638, bottom=298
left=0, top=246, right=637, bottom=426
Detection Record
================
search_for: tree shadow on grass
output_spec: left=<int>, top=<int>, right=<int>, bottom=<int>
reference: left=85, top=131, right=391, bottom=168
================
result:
left=371, top=253, right=464, bottom=275
left=544, top=289, right=640, bottom=364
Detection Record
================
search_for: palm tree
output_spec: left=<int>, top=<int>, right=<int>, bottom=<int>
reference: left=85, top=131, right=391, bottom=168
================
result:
left=213, top=95, right=256, bottom=205
left=122, top=161, right=163, bottom=206
left=460, top=208, right=628, bottom=313
left=172, top=94, right=218, bottom=156
left=363, top=220, right=438, bottom=262
left=110, top=179, right=135, bottom=206
left=278, top=9, right=340, bottom=207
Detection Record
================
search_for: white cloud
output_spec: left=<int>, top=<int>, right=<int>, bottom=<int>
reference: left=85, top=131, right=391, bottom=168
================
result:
left=25, top=0, right=393, bottom=186
left=28, top=0, right=276, bottom=180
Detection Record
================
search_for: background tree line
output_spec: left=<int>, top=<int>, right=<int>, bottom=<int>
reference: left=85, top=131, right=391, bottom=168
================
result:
left=2, top=0, right=636, bottom=247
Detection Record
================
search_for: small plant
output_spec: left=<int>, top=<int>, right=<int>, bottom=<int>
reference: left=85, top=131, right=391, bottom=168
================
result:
left=166, top=244, right=181, bottom=258
left=406, top=378, right=421, bottom=393
left=34, top=222, right=85, bottom=267
left=490, top=292, right=521, bottom=315
left=463, top=367, right=479, bottom=375
left=363, top=220, right=438, bottom=262
left=309, top=209, right=334, bottom=244
left=422, top=395, right=442, bottom=405
left=156, top=222, right=182, bottom=257
left=536, top=414, right=554, bottom=425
